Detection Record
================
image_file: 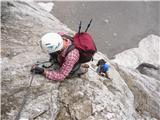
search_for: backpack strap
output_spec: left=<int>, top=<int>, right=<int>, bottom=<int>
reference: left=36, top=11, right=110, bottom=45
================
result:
left=65, top=44, right=75, bottom=56
left=65, top=44, right=81, bottom=76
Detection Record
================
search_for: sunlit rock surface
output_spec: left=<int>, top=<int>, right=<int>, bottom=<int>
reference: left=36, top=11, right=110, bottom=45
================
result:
left=112, top=33, right=160, bottom=119
left=38, top=2, right=54, bottom=12
left=112, top=34, right=160, bottom=69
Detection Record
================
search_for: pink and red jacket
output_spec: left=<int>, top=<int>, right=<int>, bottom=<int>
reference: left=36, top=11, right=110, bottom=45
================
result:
left=44, top=39, right=80, bottom=81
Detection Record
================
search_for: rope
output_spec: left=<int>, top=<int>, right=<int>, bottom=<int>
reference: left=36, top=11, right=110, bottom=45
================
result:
left=89, top=67, right=96, bottom=73
left=15, top=60, right=53, bottom=120
left=15, top=73, right=34, bottom=120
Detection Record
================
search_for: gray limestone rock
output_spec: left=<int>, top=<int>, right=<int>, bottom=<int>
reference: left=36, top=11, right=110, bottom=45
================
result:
left=1, top=1, right=159, bottom=120
left=112, top=31, right=160, bottom=120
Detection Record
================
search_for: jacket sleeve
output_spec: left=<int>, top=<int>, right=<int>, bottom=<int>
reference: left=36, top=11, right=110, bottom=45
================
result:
left=44, top=49, right=79, bottom=81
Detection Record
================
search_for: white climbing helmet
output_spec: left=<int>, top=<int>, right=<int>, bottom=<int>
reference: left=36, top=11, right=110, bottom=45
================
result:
left=40, top=32, right=63, bottom=53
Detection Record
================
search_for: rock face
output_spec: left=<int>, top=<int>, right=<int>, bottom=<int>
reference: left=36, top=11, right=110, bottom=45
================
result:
left=56, top=52, right=138, bottom=120
left=136, top=63, right=159, bottom=80
left=1, top=1, right=159, bottom=120
left=1, top=1, right=72, bottom=120
left=112, top=35, right=160, bottom=119
left=112, top=34, right=160, bottom=69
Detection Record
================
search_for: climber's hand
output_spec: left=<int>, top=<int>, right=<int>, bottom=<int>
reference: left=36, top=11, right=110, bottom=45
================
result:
left=31, top=65, right=44, bottom=74
left=100, top=73, right=106, bottom=77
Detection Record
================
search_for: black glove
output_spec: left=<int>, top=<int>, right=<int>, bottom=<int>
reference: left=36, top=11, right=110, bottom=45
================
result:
left=31, top=66, right=44, bottom=74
